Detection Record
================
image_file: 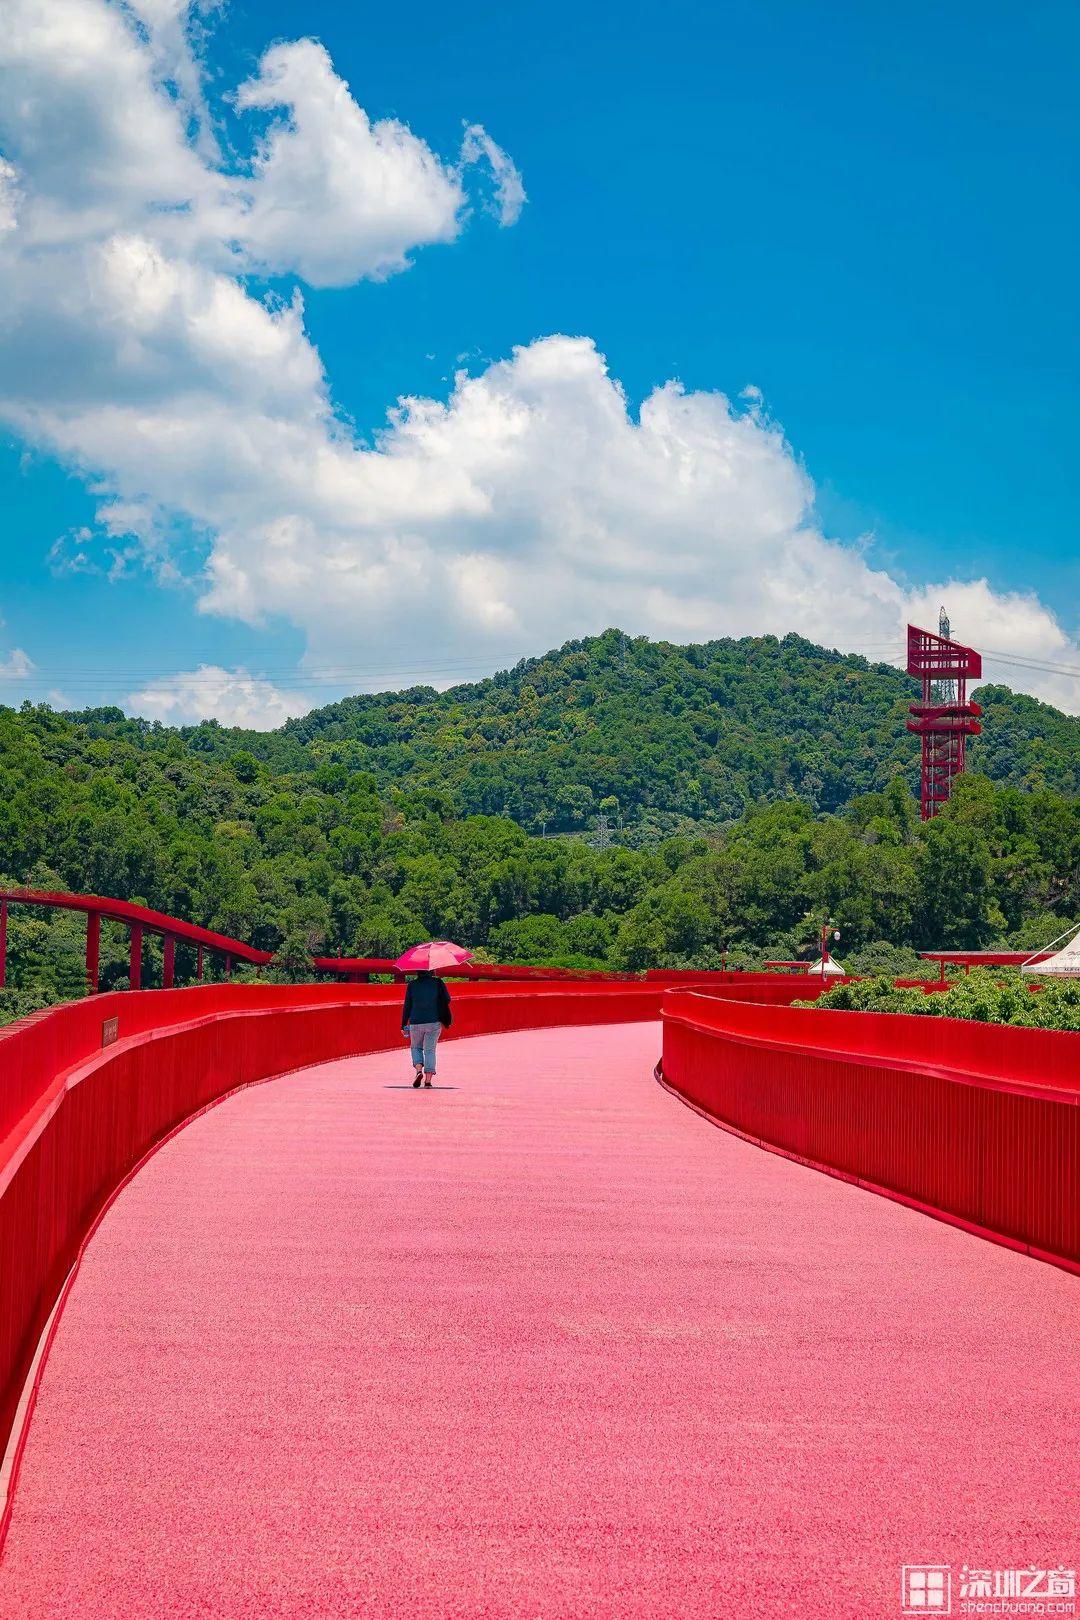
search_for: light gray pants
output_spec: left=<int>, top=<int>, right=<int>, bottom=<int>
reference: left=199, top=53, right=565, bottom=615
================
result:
left=408, top=1022, right=442, bottom=1074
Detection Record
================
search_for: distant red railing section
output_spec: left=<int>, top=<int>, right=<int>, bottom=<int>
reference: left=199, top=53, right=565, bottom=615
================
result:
left=659, top=990, right=1080, bottom=1276
left=0, top=888, right=870, bottom=993
left=918, top=950, right=1054, bottom=982
left=0, top=888, right=650, bottom=992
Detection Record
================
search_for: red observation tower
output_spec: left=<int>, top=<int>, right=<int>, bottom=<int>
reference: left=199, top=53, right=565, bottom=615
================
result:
left=906, top=614, right=983, bottom=820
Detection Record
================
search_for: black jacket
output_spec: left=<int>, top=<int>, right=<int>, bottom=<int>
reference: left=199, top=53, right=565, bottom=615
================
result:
left=402, top=974, right=452, bottom=1030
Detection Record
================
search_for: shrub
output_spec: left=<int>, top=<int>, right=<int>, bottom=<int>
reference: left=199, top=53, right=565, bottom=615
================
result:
left=0, top=986, right=60, bottom=1028
left=799, top=969, right=1080, bottom=1032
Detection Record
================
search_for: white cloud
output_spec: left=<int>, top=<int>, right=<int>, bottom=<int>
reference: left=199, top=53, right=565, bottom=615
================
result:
left=905, top=580, right=1080, bottom=712
left=0, top=640, right=36, bottom=706
left=461, top=123, right=526, bottom=226
left=0, top=0, right=1076, bottom=722
left=232, top=39, right=485, bottom=286
left=0, top=647, right=35, bottom=681
left=122, top=0, right=220, bottom=157
left=0, top=158, right=20, bottom=234
left=193, top=335, right=1080, bottom=712
left=127, top=665, right=308, bottom=727
left=0, top=0, right=213, bottom=249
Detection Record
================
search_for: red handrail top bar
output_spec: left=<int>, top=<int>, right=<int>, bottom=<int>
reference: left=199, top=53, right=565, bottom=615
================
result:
left=919, top=951, right=1053, bottom=968
left=0, top=890, right=679, bottom=981
left=0, top=889, right=271, bottom=965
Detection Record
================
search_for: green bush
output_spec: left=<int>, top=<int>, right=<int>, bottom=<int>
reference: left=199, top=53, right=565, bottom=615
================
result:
left=843, top=940, right=923, bottom=978
left=0, top=985, right=60, bottom=1028
left=800, top=969, right=1080, bottom=1031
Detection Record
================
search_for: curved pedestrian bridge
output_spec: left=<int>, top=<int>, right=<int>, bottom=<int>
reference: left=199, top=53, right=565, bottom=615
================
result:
left=1, top=1023, right=1076, bottom=1618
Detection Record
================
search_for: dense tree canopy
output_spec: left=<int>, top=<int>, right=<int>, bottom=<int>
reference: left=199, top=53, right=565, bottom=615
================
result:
left=1, top=629, right=1076, bottom=1021
left=65, top=630, right=1079, bottom=836
left=0, top=738, right=1075, bottom=1036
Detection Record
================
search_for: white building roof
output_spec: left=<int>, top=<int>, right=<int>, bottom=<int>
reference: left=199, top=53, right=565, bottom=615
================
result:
left=1021, top=925, right=1080, bottom=976
left=807, top=956, right=846, bottom=977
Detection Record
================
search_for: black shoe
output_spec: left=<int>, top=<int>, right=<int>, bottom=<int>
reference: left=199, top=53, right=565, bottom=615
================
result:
left=412, top=1073, right=423, bottom=1088
left=423, top=1079, right=433, bottom=1088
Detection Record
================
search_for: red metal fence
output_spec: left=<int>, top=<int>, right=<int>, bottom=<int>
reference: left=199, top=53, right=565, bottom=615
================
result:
left=645, top=972, right=839, bottom=1005
left=0, top=888, right=886, bottom=994
left=0, top=980, right=674, bottom=1462
left=0, top=889, right=648, bottom=990
left=6, top=972, right=1073, bottom=1477
left=659, top=991, right=1080, bottom=1276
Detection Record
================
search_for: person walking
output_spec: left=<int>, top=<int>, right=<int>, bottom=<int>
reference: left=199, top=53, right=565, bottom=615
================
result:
left=402, top=969, right=452, bottom=1088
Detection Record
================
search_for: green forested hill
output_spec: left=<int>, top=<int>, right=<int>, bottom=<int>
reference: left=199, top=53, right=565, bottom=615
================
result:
left=2, top=674, right=1078, bottom=1018
left=176, top=629, right=1080, bottom=834
left=1, top=629, right=1078, bottom=1017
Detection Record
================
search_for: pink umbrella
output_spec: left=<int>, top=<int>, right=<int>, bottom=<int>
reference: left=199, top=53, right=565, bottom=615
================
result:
left=393, top=940, right=474, bottom=973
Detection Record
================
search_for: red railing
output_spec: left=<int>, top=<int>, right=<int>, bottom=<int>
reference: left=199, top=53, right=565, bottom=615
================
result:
left=4, top=969, right=1075, bottom=1484
left=659, top=991, right=1080, bottom=1275
left=0, top=889, right=651, bottom=991
left=644, top=972, right=842, bottom=1005
left=919, top=950, right=1055, bottom=982
left=2, top=888, right=870, bottom=994
left=0, top=978, right=678, bottom=1464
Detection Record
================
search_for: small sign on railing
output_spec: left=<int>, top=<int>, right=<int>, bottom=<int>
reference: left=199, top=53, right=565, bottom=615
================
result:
left=101, top=1016, right=119, bottom=1048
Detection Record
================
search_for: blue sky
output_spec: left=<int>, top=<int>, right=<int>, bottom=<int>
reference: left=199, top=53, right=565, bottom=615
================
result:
left=0, top=0, right=1077, bottom=721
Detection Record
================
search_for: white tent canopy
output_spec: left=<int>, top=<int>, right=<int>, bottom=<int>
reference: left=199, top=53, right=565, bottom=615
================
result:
left=808, top=956, right=846, bottom=977
left=1022, top=923, right=1080, bottom=976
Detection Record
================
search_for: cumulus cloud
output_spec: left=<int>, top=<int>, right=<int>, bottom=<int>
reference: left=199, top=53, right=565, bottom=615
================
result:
left=123, top=0, right=220, bottom=155
left=233, top=40, right=469, bottom=285
left=904, top=580, right=1080, bottom=713
left=0, top=0, right=1076, bottom=724
left=127, top=665, right=308, bottom=727
left=0, top=0, right=213, bottom=248
left=189, top=335, right=1080, bottom=711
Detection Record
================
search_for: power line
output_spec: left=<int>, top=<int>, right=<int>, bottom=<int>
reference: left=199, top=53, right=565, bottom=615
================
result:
left=0, top=656, right=531, bottom=693
left=0, top=639, right=915, bottom=689
left=0, top=649, right=528, bottom=678
left=2, top=640, right=1078, bottom=700
left=979, top=651, right=1080, bottom=681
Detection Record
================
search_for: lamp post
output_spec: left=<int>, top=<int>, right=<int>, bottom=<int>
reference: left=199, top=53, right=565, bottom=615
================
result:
left=820, top=920, right=841, bottom=979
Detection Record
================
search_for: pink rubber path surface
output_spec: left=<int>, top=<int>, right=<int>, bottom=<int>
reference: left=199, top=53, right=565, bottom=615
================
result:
left=1, top=1023, right=1076, bottom=1618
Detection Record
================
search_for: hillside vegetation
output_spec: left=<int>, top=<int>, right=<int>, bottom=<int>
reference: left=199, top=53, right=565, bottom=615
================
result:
left=2, top=633, right=1078, bottom=1019
left=70, top=630, right=1080, bottom=837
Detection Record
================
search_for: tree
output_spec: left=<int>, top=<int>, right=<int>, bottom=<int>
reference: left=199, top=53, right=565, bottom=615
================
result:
left=264, top=931, right=317, bottom=984
left=0, top=662, right=1076, bottom=1012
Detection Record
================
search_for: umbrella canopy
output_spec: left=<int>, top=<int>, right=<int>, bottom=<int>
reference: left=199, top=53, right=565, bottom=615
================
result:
left=393, top=940, right=474, bottom=973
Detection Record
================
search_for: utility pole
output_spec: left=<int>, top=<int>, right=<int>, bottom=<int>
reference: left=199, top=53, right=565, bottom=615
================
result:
left=595, top=812, right=611, bottom=850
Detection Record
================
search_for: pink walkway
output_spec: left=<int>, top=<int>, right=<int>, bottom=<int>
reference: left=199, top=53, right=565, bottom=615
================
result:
left=1, top=1023, right=1076, bottom=1618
